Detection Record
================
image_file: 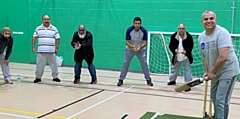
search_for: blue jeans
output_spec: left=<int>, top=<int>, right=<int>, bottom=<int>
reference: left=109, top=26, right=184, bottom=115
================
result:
left=74, top=61, right=97, bottom=81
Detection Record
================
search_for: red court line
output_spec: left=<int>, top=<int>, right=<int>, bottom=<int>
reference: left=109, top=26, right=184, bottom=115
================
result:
left=14, top=75, right=240, bottom=100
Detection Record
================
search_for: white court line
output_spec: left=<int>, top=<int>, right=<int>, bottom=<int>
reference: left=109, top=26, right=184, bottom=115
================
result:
left=150, top=112, right=164, bottom=119
left=66, top=86, right=134, bottom=119
left=0, top=112, right=35, bottom=119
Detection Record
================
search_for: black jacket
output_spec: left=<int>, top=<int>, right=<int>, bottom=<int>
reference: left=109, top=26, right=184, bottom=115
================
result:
left=169, top=32, right=193, bottom=65
left=71, top=31, right=94, bottom=61
left=0, top=31, right=13, bottom=60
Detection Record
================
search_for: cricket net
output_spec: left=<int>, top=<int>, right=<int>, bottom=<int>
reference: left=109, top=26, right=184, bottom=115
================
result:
left=147, top=31, right=240, bottom=77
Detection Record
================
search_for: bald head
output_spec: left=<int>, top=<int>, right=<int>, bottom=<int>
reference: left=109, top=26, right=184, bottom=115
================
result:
left=79, top=25, right=85, bottom=29
left=178, top=23, right=186, bottom=36
left=78, top=25, right=86, bottom=35
left=178, top=24, right=185, bottom=28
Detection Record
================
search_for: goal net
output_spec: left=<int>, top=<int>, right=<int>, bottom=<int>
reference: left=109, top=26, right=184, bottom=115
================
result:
left=147, top=31, right=240, bottom=78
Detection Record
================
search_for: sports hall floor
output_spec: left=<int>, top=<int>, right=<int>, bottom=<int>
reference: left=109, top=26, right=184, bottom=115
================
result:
left=0, top=63, right=239, bottom=119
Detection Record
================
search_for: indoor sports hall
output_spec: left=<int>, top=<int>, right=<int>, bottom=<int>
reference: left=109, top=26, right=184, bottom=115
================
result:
left=1, top=63, right=240, bottom=119
left=1, top=0, right=240, bottom=119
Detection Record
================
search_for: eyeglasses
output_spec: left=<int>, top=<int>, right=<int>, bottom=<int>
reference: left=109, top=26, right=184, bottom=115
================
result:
left=178, top=28, right=185, bottom=30
left=203, top=17, right=215, bottom=21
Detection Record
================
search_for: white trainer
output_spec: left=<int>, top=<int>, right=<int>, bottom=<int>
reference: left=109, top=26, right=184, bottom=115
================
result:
left=5, top=79, right=13, bottom=84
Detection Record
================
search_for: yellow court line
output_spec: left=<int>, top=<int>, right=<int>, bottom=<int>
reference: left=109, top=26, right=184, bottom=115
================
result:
left=0, top=108, right=76, bottom=119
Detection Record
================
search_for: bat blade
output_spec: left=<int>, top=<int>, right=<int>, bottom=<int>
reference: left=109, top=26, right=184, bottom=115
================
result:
left=174, top=78, right=204, bottom=92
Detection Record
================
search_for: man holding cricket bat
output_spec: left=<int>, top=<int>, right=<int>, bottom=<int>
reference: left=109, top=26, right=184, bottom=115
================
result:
left=117, top=17, right=153, bottom=86
left=198, top=10, right=240, bottom=119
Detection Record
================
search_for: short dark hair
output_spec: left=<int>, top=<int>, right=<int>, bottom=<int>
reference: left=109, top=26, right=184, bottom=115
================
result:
left=133, top=17, right=141, bottom=23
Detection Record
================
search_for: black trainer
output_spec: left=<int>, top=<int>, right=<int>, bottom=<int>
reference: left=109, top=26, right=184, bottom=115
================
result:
left=90, top=79, right=97, bottom=84
left=184, top=88, right=191, bottom=92
left=73, top=78, right=80, bottom=84
left=147, top=80, right=153, bottom=86
left=167, top=81, right=176, bottom=85
left=34, top=78, right=41, bottom=83
left=53, top=78, right=61, bottom=82
left=117, top=80, right=123, bottom=86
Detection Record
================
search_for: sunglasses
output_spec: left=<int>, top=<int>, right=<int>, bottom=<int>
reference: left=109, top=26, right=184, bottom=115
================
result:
left=203, top=17, right=215, bottom=21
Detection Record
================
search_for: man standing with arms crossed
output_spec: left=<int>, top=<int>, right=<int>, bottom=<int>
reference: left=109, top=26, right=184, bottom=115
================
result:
left=32, top=15, right=61, bottom=83
left=199, top=10, right=239, bottom=119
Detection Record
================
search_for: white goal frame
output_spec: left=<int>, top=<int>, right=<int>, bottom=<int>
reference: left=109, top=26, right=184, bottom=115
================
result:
left=147, top=31, right=240, bottom=75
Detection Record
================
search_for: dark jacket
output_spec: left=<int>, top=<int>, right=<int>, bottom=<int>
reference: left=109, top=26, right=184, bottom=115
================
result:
left=169, top=32, right=193, bottom=65
left=71, top=31, right=94, bottom=61
left=0, top=31, right=13, bottom=60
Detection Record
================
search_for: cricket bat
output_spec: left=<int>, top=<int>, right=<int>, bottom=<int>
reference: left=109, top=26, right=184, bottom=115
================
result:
left=203, top=80, right=208, bottom=117
left=174, top=77, right=207, bottom=92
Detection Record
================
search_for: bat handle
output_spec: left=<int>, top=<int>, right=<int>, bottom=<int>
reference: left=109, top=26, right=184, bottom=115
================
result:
left=200, top=77, right=208, bottom=82
left=203, top=75, right=216, bottom=81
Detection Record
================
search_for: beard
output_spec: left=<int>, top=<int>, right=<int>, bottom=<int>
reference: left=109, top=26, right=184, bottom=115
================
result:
left=79, top=33, right=86, bottom=39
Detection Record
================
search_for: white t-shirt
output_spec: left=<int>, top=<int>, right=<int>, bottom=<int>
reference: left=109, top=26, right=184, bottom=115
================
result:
left=178, top=37, right=184, bottom=52
left=177, top=36, right=187, bottom=61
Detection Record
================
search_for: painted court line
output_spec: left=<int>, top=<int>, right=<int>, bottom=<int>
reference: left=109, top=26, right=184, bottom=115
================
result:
left=66, top=86, right=134, bottom=119
left=36, top=90, right=104, bottom=118
left=0, top=108, right=74, bottom=119
left=150, top=112, right=164, bottom=119
left=121, top=114, right=128, bottom=119
left=0, top=112, right=34, bottom=119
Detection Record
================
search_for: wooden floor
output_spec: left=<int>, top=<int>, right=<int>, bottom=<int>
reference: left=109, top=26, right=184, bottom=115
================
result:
left=0, top=63, right=239, bottom=119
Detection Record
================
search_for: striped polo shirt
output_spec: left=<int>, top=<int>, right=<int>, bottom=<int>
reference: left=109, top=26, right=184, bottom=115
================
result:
left=33, top=24, right=60, bottom=53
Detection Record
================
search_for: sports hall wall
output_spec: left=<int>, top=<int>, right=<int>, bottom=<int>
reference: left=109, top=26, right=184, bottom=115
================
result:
left=1, top=0, right=240, bottom=72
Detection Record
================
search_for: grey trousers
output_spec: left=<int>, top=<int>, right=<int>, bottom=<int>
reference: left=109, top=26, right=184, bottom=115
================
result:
left=35, top=53, right=59, bottom=79
left=169, top=59, right=192, bottom=82
left=211, top=76, right=237, bottom=119
left=0, top=52, right=11, bottom=80
left=119, top=48, right=151, bottom=81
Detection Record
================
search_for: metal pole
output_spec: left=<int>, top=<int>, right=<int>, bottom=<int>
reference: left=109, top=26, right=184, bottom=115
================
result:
left=231, top=0, right=236, bottom=33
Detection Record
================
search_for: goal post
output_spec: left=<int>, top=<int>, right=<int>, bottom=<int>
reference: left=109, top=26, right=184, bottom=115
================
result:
left=147, top=31, right=240, bottom=77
